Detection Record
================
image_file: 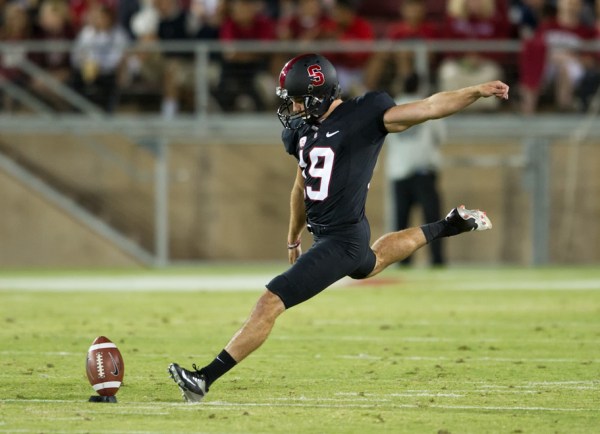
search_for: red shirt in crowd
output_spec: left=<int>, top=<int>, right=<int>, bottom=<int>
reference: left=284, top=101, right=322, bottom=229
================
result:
left=386, top=20, right=439, bottom=40
left=536, top=18, right=597, bottom=48
left=279, top=14, right=336, bottom=41
left=323, top=16, right=374, bottom=68
left=220, top=14, right=276, bottom=41
left=441, top=11, right=510, bottom=63
left=69, top=0, right=117, bottom=31
left=520, top=17, right=598, bottom=90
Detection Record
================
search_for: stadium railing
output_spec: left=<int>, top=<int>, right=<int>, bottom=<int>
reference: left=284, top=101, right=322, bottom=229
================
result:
left=1, top=41, right=600, bottom=266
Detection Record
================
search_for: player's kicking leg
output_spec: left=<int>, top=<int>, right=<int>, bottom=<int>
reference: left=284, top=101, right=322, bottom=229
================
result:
left=368, top=205, right=491, bottom=277
left=168, top=363, right=208, bottom=402
left=443, top=205, right=492, bottom=233
left=169, top=289, right=285, bottom=402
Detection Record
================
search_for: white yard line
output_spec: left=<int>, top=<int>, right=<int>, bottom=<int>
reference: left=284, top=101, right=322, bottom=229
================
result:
left=0, top=275, right=274, bottom=291
left=1, top=350, right=598, bottom=365
left=454, top=280, right=600, bottom=290
left=0, top=398, right=591, bottom=413
left=0, top=275, right=599, bottom=292
left=338, top=354, right=600, bottom=363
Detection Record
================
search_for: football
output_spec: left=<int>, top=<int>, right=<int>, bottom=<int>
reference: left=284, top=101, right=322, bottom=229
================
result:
left=86, top=336, right=125, bottom=397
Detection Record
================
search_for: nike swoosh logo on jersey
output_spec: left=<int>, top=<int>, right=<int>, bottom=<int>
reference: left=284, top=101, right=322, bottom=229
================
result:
left=325, top=131, right=340, bottom=137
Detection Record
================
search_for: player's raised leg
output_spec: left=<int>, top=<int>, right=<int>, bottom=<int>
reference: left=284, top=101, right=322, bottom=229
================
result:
left=368, top=205, right=491, bottom=277
left=368, top=227, right=427, bottom=277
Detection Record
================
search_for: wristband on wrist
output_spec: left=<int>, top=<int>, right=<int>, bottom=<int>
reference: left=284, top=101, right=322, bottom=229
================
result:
left=287, top=239, right=301, bottom=249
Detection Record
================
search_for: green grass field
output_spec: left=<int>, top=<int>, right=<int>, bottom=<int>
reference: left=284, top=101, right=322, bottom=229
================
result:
left=1, top=266, right=599, bottom=433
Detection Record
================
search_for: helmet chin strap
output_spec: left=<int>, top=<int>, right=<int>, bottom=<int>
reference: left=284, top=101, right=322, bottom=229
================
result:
left=311, top=83, right=341, bottom=118
left=277, top=84, right=342, bottom=129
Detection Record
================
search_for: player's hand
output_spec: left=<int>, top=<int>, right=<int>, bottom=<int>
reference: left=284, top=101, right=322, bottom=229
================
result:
left=478, top=81, right=509, bottom=100
left=288, top=244, right=302, bottom=264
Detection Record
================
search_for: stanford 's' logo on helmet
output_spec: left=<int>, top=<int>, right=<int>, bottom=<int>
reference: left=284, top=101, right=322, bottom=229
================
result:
left=307, top=65, right=325, bottom=87
left=276, top=53, right=341, bottom=129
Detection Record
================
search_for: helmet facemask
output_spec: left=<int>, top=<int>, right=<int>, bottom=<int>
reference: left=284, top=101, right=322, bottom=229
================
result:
left=276, top=85, right=340, bottom=129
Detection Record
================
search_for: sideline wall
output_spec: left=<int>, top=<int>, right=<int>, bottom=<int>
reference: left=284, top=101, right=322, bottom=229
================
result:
left=0, top=169, right=140, bottom=268
left=1, top=136, right=599, bottom=266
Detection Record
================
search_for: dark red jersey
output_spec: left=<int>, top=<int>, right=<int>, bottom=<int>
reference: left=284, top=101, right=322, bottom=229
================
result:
left=282, top=91, right=395, bottom=227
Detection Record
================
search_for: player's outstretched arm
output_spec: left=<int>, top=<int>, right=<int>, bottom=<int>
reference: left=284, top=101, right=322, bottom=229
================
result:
left=383, top=81, right=509, bottom=133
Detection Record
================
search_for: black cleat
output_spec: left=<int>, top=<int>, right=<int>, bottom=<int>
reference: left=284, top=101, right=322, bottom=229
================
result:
left=168, top=363, right=208, bottom=403
left=445, top=205, right=492, bottom=233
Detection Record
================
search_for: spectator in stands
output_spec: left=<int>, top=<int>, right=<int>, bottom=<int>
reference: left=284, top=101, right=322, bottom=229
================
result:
left=519, top=0, right=598, bottom=114
left=215, top=0, right=276, bottom=112
left=188, top=0, right=222, bottom=40
left=275, top=0, right=335, bottom=78
left=70, top=2, right=129, bottom=112
left=364, top=0, right=439, bottom=95
left=0, top=0, right=6, bottom=27
left=69, top=0, right=118, bottom=31
left=2, top=0, right=44, bottom=18
left=0, top=2, right=32, bottom=49
left=322, top=0, right=374, bottom=97
left=122, top=2, right=164, bottom=109
left=265, top=0, right=293, bottom=18
left=579, top=0, right=599, bottom=27
left=117, top=0, right=141, bottom=38
left=0, top=2, right=32, bottom=52
left=29, top=0, right=75, bottom=110
left=509, top=0, right=554, bottom=40
left=0, top=2, right=32, bottom=111
left=156, top=0, right=190, bottom=41
left=68, top=0, right=88, bottom=30
left=152, top=0, right=221, bottom=117
left=276, top=0, right=334, bottom=43
left=437, top=0, right=510, bottom=111
left=14, top=0, right=43, bottom=23
left=119, top=0, right=219, bottom=116
left=0, top=1, right=6, bottom=27
left=154, top=0, right=196, bottom=117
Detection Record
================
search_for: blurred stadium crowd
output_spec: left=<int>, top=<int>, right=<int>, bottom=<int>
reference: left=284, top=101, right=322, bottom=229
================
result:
left=0, top=0, right=599, bottom=117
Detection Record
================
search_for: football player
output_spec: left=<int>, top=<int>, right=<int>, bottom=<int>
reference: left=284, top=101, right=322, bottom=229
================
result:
left=169, top=53, right=509, bottom=402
